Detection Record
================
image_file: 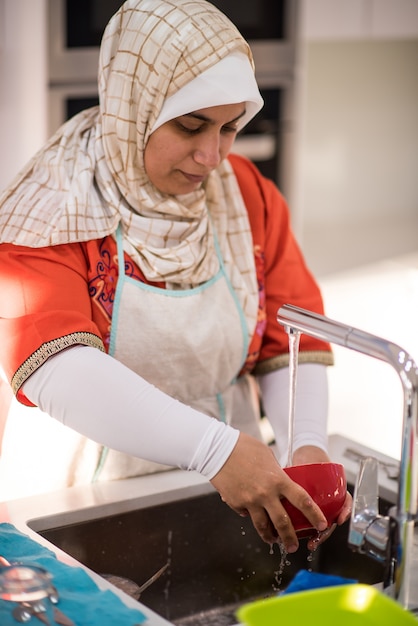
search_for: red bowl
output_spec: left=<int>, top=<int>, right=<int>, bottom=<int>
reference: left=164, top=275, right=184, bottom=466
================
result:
left=282, top=462, right=347, bottom=538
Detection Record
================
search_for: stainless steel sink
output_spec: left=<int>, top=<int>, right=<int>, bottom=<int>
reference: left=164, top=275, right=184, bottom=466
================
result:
left=28, top=482, right=393, bottom=626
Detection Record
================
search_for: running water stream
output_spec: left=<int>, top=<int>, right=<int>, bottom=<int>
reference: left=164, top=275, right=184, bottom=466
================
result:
left=286, top=329, right=301, bottom=467
left=285, top=328, right=332, bottom=563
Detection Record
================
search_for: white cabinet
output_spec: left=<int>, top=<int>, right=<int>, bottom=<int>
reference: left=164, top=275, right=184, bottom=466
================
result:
left=301, top=0, right=418, bottom=40
left=371, top=0, right=418, bottom=38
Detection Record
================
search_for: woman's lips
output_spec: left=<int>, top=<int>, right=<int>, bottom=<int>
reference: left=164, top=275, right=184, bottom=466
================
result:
left=181, top=171, right=206, bottom=184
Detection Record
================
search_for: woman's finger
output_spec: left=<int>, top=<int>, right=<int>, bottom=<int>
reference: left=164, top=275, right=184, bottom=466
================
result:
left=262, top=501, right=300, bottom=552
left=247, top=507, right=279, bottom=546
left=337, top=492, right=353, bottom=525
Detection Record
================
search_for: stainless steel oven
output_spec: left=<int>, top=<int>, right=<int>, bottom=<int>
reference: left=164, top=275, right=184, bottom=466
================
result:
left=47, top=0, right=299, bottom=189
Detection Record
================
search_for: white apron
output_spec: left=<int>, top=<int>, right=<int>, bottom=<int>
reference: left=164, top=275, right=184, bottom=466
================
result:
left=93, top=225, right=263, bottom=480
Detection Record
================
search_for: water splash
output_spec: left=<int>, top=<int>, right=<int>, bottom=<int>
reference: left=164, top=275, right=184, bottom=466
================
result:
left=271, top=542, right=291, bottom=591
left=310, top=529, right=328, bottom=551
left=305, top=529, right=327, bottom=570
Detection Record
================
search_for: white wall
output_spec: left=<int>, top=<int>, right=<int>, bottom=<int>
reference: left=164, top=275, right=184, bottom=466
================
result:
left=299, top=40, right=418, bottom=229
left=302, top=0, right=418, bottom=40
left=0, top=0, right=47, bottom=192
left=289, top=0, right=418, bottom=245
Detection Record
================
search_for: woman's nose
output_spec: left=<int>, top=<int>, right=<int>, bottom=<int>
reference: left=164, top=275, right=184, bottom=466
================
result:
left=193, top=134, right=221, bottom=168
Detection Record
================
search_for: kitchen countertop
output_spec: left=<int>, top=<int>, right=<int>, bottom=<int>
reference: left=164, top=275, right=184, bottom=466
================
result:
left=0, top=434, right=399, bottom=625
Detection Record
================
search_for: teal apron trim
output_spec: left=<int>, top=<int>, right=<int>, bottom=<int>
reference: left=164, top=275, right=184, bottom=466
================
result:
left=216, top=392, right=226, bottom=423
left=92, top=446, right=109, bottom=483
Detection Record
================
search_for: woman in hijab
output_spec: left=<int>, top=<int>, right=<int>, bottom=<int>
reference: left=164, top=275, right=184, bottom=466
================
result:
left=0, top=0, right=351, bottom=553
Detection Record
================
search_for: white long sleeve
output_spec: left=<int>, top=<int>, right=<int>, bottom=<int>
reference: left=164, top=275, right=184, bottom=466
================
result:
left=22, top=345, right=239, bottom=479
left=257, top=363, right=329, bottom=466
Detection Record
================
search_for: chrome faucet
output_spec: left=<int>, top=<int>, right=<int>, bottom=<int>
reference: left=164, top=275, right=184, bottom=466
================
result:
left=277, top=303, right=418, bottom=611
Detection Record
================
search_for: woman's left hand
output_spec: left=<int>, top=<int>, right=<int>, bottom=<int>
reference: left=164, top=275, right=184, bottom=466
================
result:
left=306, top=490, right=353, bottom=551
left=292, top=445, right=353, bottom=551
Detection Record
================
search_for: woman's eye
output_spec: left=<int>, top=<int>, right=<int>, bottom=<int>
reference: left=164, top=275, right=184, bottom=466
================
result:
left=174, top=120, right=238, bottom=135
left=176, top=122, right=202, bottom=134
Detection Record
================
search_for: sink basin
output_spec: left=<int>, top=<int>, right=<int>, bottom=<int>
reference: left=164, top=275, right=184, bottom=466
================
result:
left=29, top=482, right=392, bottom=626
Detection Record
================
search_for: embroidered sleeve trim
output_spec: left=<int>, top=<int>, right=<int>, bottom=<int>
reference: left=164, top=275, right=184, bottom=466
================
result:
left=11, top=332, right=105, bottom=394
left=252, top=350, right=334, bottom=376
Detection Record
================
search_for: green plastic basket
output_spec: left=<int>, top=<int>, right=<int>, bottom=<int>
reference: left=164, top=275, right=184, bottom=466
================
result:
left=236, top=584, right=418, bottom=626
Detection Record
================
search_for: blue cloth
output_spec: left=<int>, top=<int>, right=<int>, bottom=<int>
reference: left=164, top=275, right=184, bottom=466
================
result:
left=0, top=523, right=147, bottom=625
left=281, top=569, right=357, bottom=595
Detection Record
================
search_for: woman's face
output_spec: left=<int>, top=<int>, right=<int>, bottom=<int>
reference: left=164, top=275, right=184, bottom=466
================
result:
left=144, top=103, right=246, bottom=195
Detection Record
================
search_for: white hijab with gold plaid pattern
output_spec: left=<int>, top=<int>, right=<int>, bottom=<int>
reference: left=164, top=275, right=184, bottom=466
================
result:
left=0, top=0, right=262, bottom=327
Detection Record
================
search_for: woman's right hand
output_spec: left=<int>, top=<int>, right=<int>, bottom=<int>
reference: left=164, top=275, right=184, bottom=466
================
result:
left=210, top=432, right=328, bottom=552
